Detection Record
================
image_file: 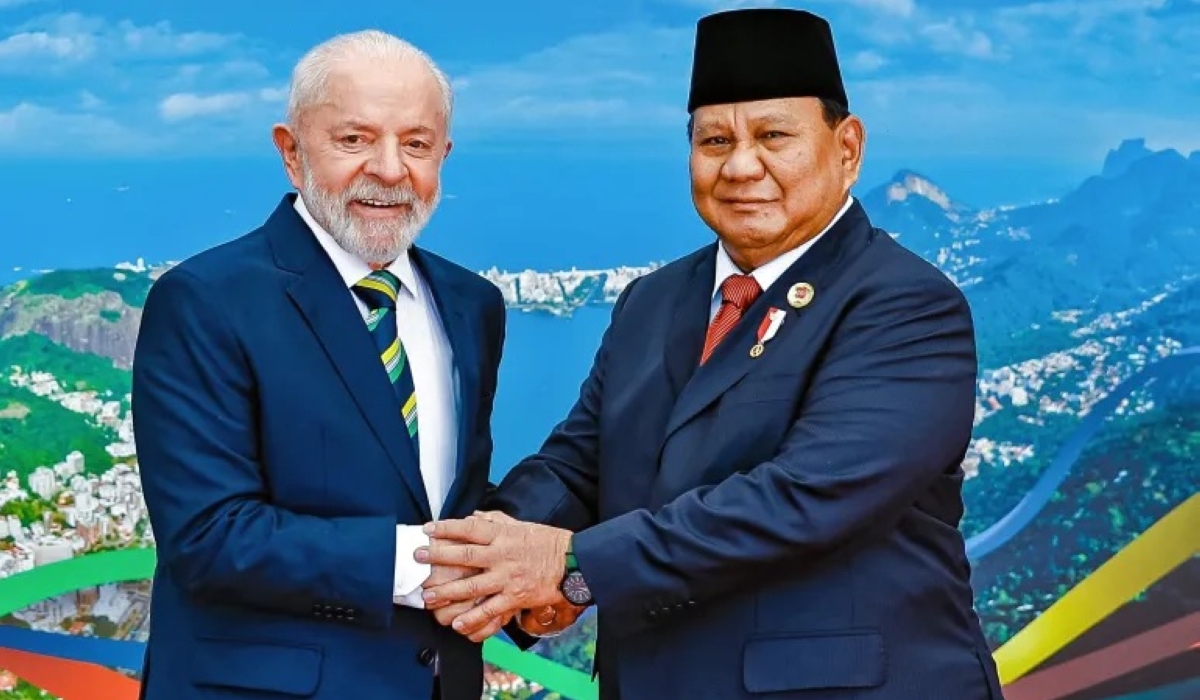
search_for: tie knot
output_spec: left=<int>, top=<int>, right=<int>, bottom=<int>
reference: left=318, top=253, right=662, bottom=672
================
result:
left=353, top=269, right=401, bottom=310
left=720, top=274, right=761, bottom=309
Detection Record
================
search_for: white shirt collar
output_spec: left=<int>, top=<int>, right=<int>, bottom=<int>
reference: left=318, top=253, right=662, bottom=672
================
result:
left=713, top=194, right=854, bottom=299
left=293, top=194, right=420, bottom=299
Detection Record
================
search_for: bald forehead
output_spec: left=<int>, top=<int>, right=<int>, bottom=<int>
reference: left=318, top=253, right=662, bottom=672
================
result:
left=325, top=54, right=438, bottom=98
left=301, top=55, right=446, bottom=128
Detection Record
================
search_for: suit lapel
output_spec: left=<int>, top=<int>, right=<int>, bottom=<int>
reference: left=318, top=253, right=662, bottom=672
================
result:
left=661, top=248, right=717, bottom=400
left=409, top=248, right=480, bottom=517
left=661, top=201, right=872, bottom=445
left=268, top=195, right=432, bottom=520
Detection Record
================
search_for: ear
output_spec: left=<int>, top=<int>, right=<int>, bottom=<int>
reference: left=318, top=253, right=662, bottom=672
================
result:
left=272, top=123, right=303, bottom=190
left=836, top=115, right=866, bottom=189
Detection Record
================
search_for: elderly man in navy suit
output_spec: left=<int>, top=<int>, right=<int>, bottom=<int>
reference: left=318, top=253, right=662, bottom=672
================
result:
left=417, top=8, right=1006, bottom=700
left=132, top=30, right=503, bottom=700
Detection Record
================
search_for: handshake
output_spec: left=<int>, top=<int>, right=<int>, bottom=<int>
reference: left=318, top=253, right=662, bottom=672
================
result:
left=414, top=511, right=589, bottom=643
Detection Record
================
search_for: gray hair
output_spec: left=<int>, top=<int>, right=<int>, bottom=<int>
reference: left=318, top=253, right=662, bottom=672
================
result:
left=286, top=30, right=454, bottom=129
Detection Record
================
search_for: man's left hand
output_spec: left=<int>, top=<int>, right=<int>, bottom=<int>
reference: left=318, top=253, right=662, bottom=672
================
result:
left=415, top=515, right=572, bottom=638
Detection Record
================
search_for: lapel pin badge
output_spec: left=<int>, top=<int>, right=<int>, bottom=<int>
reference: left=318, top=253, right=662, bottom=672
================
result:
left=750, top=307, right=787, bottom=358
left=787, top=282, right=814, bottom=309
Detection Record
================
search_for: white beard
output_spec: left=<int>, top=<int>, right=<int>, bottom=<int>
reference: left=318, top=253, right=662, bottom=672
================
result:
left=298, top=153, right=440, bottom=264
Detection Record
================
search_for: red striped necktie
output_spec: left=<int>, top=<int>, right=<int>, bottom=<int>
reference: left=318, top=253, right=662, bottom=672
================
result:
left=700, top=273, right=762, bottom=365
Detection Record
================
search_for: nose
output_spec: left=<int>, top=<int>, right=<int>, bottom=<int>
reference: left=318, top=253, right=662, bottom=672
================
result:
left=719, top=142, right=766, bottom=183
left=363, top=138, right=409, bottom=185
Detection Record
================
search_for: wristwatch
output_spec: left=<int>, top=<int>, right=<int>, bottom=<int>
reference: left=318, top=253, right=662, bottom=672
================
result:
left=559, top=540, right=594, bottom=607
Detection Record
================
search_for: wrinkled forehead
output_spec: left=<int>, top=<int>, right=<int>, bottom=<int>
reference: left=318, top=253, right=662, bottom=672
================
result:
left=304, top=58, right=447, bottom=133
left=690, top=96, right=822, bottom=134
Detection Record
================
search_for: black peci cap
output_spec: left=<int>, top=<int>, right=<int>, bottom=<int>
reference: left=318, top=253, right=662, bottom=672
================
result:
left=687, top=8, right=848, bottom=113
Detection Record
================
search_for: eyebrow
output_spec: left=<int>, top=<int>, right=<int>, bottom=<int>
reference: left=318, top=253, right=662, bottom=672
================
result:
left=693, top=113, right=797, bottom=134
left=330, top=120, right=436, bottom=135
left=753, top=114, right=795, bottom=127
left=330, top=119, right=375, bottom=132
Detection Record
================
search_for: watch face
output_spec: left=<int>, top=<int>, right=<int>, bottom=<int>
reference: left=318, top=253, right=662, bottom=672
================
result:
left=561, top=570, right=592, bottom=606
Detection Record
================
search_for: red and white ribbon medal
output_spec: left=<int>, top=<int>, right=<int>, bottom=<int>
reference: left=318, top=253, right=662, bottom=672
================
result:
left=749, top=307, right=786, bottom=358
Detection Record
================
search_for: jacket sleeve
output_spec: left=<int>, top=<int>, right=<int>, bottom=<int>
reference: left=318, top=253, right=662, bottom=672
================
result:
left=570, top=275, right=978, bottom=638
left=484, top=279, right=641, bottom=532
left=132, top=267, right=397, bottom=629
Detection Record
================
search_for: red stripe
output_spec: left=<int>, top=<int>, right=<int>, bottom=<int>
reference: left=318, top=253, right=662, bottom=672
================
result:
left=0, top=646, right=140, bottom=700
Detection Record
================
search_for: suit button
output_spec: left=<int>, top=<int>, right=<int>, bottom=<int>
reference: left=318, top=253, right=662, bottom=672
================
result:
left=418, top=648, right=436, bottom=666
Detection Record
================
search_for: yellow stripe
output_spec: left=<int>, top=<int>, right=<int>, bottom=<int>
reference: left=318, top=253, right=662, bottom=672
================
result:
left=358, top=277, right=397, bottom=300
left=402, top=393, right=417, bottom=417
left=381, top=337, right=400, bottom=366
left=993, top=493, right=1200, bottom=685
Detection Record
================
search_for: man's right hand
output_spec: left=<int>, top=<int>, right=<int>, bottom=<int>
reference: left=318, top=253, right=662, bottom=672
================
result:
left=425, top=537, right=511, bottom=635
left=423, top=537, right=475, bottom=619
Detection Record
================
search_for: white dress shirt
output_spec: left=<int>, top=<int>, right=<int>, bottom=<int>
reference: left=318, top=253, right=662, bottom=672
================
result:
left=294, top=195, right=455, bottom=609
left=710, top=195, right=854, bottom=319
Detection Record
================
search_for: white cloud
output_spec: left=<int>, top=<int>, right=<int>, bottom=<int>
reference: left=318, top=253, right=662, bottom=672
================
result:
left=119, top=19, right=234, bottom=57
left=158, top=91, right=252, bottom=121
left=0, top=13, right=241, bottom=73
left=0, top=11, right=283, bottom=152
left=157, top=84, right=285, bottom=122
left=258, top=86, right=286, bottom=102
left=920, top=19, right=996, bottom=58
left=0, top=30, right=93, bottom=61
left=0, top=101, right=161, bottom=154
left=451, top=26, right=692, bottom=133
left=838, top=0, right=917, bottom=17
left=849, top=50, right=888, bottom=72
left=0, top=0, right=1193, bottom=163
left=78, top=90, right=102, bottom=109
left=846, top=72, right=1200, bottom=164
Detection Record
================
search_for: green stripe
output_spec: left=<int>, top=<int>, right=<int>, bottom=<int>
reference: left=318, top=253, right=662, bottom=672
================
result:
left=0, top=548, right=153, bottom=617
left=395, top=343, right=407, bottom=375
left=0, top=548, right=598, bottom=699
left=367, top=308, right=389, bottom=331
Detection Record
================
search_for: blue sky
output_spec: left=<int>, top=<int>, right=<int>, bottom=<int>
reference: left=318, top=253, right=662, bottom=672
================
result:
left=1, top=0, right=1197, bottom=273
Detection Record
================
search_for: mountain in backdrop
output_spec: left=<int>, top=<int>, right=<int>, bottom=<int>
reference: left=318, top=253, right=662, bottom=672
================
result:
left=860, top=137, right=1200, bottom=366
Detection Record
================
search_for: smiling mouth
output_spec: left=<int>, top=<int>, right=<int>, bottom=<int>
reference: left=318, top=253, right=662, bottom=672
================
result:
left=354, top=199, right=404, bottom=208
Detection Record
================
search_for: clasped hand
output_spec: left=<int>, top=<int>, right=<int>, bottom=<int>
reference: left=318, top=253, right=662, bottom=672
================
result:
left=415, top=512, right=584, bottom=642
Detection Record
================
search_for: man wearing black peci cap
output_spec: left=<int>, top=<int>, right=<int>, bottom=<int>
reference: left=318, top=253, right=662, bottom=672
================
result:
left=418, top=8, right=1004, bottom=700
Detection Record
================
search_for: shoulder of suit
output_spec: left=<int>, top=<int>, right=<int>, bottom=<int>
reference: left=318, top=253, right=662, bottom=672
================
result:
left=622, top=243, right=715, bottom=294
left=412, top=247, right=504, bottom=306
left=859, top=225, right=965, bottom=300
left=160, top=225, right=274, bottom=290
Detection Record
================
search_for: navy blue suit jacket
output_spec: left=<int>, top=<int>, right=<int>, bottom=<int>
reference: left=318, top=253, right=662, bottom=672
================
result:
left=490, top=201, right=1005, bottom=700
left=132, top=194, right=505, bottom=700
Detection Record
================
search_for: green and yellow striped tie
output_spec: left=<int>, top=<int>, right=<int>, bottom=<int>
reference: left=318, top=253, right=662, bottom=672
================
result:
left=353, top=269, right=419, bottom=455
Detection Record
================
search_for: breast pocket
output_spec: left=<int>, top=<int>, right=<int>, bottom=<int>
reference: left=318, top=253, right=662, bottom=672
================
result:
left=191, top=637, right=323, bottom=697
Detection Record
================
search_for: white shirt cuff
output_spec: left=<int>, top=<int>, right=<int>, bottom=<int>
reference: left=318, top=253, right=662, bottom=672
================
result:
left=394, top=525, right=431, bottom=608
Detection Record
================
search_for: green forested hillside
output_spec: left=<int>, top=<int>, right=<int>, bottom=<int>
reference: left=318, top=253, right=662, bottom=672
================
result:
left=0, top=382, right=119, bottom=479
left=0, top=333, right=131, bottom=397
left=11, top=268, right=154, bottom=308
